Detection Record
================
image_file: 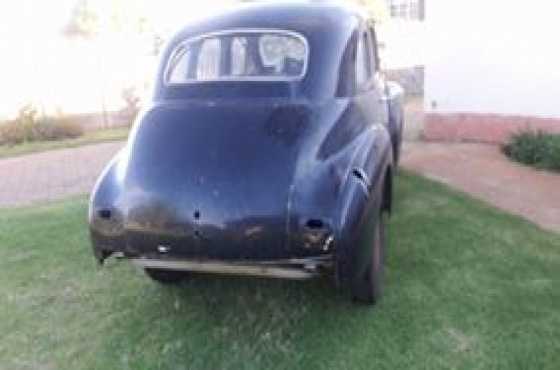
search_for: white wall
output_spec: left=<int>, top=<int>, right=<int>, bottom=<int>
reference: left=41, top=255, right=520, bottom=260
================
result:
left=378, top=20, right=425, bottom=70
left=425, top=0, right=560, bottom=118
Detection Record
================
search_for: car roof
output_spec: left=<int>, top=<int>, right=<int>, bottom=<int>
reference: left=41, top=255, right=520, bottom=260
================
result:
left=170, top=1, right=366, bottom=43
left=155, top=1, right=370, bottom=100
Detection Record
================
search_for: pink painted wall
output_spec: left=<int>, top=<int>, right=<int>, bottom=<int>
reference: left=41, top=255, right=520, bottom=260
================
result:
left=424, top=113, right=560, bottom=144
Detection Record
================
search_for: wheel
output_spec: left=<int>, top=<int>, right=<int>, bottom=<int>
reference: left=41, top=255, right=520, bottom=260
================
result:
left=144, top=268, right=187, bottom=284
left=392, top=139, right=400, bottom=166
left=392, top=128, right=403, bottom=166
left=351, top=210, right=386, bottom=305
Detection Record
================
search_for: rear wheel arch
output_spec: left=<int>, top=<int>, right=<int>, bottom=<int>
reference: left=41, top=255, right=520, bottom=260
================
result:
left=331, top=136, right=391, bottom=283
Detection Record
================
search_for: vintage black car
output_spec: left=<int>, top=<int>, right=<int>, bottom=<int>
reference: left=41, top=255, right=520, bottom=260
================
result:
left=89, top=1, right=404, bottom=304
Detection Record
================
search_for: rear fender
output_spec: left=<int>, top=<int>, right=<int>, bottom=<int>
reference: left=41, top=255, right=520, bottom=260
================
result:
left=89, top=150, right=127, bottom=263
left=333, top=129, right=391, bottom=285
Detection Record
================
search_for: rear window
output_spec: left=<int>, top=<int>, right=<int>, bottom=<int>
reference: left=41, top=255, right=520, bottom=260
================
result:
left=165, top=30, right=308, bottom=84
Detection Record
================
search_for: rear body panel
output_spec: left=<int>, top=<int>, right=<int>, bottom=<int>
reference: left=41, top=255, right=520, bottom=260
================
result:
left=115, top=100, right=307, bottom=260
left=90, top=98, right=390, bottom=261
left=88, top=2, right=401, bottom=284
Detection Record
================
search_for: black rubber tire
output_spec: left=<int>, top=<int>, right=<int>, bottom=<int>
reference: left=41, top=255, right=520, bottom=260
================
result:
left=392, top=130, right=403, bottom=166
left=351, top=210, right=386, bottom=305
left=393, top=142, right=400, bottom=167
left=144, top=268, right=187, bottom=284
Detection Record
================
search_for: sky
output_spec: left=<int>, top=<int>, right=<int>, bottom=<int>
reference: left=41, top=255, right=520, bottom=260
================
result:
left=0, top=1, right=72, bottom=117
left=0, top=0, right=236, bottom=118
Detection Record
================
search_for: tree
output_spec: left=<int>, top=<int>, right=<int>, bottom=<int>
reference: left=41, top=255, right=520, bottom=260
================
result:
left=63, top=0, right=99, bottom=38
left=350, top=0, right=389, bottom=23
left=63, top=0, right=154, bottom=39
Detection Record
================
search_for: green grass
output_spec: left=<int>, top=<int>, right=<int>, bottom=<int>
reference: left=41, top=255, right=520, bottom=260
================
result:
left=0, top=127, right=129, bottom=159
left=1, top=173, right=559, bottom=370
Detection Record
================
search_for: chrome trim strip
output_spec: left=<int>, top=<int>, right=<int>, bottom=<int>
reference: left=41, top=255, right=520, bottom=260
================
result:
left=163, top=28, right=310, bottom=86
left=131, top=256, right=332, bottom=280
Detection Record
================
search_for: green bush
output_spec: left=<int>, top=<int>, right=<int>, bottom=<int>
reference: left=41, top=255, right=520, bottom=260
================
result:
left=0, top=105, right=83, bottom=146
left=502, top=130, right=560, bottom=171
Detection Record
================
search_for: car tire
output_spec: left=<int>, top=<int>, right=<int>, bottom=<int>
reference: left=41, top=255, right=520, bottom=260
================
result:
left=392, top=139, right=400, bottom=166
left=351, top=209, right=386, bottom=305
left=144, top=268, right=187, bottom=284
left=392, top=128, right=402, bottom=166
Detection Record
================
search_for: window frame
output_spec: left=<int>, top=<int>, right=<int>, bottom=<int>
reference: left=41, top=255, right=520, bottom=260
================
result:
left=163, top=28, right=310, bottom=85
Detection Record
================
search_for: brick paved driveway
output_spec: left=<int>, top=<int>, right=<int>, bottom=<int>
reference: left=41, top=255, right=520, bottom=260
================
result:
left=402, top=142, right=560, bottom=233
left=0, top=142, right=124, bottom=207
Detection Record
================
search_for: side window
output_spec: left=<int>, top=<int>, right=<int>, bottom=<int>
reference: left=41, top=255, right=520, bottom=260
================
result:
left=356, top=31, right=372, bottom=89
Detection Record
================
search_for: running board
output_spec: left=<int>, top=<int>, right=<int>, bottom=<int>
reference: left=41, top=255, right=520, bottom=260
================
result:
left=130, top=256, right=332, bottom=280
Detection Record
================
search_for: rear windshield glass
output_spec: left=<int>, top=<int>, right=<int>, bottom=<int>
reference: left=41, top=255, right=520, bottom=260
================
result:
left=165, top=30, right=308, bottom=84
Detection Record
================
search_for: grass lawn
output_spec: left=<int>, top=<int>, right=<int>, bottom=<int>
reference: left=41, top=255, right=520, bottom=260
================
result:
left=1, top=173, right=559, bottom=370
left=0, top=127, right=129, bottom=159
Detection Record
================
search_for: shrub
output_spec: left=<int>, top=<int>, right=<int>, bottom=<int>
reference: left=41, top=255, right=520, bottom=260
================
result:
left=36, top=116, right=84, bottom=141
left=0, top=105, right=83, bottom=146
left=121, top=86, right=141, bottom=126
left=502, top=130, right=560, bottom=172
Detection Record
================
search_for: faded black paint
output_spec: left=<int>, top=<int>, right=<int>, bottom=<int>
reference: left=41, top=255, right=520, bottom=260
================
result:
left=89, top=2, right=404, bottom=284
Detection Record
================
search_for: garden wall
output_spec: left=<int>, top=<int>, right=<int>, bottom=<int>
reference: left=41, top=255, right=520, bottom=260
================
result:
left=424, top=113, right=560, bottom=144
